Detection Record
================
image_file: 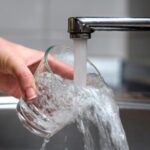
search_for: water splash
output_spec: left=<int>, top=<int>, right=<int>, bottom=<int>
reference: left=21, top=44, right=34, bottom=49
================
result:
left=76, top=86, right=129, bottom=150
left=40, top=138, right=49, bottom=150
left=35, top=72, right=129, bottom=150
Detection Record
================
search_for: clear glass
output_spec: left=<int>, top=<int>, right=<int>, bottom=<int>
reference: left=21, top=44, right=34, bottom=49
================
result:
left=17, top=45, right=104, bottom=138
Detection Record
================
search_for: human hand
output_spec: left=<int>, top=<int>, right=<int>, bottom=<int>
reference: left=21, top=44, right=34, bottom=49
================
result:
left=0, top=38, right=73, bottom=100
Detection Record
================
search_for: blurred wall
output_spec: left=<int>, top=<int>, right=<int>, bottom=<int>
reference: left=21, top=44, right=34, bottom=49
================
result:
left=127, top=0, right=150, bottom=63
left=0, top=0, right=128, bottom=58
left=0, top=0, right=46, bottom=50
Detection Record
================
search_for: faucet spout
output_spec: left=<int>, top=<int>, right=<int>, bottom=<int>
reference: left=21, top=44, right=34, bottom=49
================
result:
left=68, top=17, right=94, bottom=39
left=68, top=17, right=150, bottom=39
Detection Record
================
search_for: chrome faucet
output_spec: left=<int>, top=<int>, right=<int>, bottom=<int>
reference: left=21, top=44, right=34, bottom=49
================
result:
left=68, top=17, right=150, bottom=39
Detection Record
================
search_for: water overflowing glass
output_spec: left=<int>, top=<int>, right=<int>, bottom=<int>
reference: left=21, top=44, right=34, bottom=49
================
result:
left=17, top=45, right=129, bottom=150
left=40, top=138, right=50, bottom=150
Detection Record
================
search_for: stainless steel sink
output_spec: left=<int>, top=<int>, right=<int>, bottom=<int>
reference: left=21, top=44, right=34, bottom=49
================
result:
left=0, top=96, right=150, bottom=150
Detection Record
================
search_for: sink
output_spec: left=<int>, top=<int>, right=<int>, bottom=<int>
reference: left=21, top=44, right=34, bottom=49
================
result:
left=0, top=96, right=150, bottom=150
left=120, top=109, right=150, bottom=150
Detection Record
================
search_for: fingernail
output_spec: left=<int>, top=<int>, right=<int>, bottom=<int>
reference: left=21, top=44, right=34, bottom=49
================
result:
left=25, top=87, right=37, bottom=101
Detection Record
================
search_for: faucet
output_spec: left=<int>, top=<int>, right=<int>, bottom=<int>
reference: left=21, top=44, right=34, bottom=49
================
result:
left=68, top=17, right=150, bottom=39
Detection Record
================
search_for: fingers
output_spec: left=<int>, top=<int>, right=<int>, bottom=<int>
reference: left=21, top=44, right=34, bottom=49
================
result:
left=0, top=45, right=37, bottom=100
left=0, top=37, right=73, bottom=100
left=48, top=55, right=74, bottom=80
left=13, top=63, right=37, bottom=101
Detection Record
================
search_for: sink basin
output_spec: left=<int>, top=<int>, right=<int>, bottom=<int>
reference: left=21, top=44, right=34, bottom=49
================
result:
left=0, top=96, right=150, bottom=150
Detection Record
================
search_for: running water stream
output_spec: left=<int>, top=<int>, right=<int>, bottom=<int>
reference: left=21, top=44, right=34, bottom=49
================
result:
left=72, top=39, right=129, bottom=150
left=74, top=39, right=87, bottom=87
left=36, top=39, right=129, bottom=150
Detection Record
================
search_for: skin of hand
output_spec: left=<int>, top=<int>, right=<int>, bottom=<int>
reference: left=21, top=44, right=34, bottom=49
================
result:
left=0, top=38, right=73, bottom=100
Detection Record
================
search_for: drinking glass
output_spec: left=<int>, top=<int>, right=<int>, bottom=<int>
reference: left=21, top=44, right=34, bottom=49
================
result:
left=17, top=45, right=103, bottom=138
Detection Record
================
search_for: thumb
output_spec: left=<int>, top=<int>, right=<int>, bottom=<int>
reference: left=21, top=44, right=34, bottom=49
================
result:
left=13, top=62, right=37, bottom=101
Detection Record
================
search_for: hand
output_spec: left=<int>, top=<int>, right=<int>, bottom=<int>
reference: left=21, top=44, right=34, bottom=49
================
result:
left=0, top=38, right=73, bottom=100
